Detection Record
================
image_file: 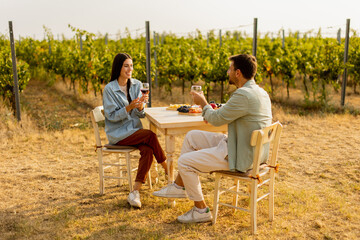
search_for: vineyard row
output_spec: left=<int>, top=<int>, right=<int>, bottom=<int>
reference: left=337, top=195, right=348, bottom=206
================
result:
left=1, top=26, right=360, bottom=108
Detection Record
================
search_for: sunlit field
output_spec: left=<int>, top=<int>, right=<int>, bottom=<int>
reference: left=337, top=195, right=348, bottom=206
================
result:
left=0, top=76, right=359, bottom=239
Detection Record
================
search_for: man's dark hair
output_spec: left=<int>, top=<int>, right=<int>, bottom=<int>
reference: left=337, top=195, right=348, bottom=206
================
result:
left=228, top=54, right=257, bottom=79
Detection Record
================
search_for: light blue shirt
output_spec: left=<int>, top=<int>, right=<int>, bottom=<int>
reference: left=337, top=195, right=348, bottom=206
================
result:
left=202, top=80, right=272, bottom=172
left=103, top=79, right=145, bottom=144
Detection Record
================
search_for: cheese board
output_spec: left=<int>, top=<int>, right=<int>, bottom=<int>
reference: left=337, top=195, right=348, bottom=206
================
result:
left=166, top=104, right=190, bottom=111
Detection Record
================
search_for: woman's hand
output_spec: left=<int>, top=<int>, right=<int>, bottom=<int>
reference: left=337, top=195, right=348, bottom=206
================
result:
left=137, top=99, right=145, bottom=111
left=139, top=94, right=148, bottom=104
left=125, top=98, right=143, bottom=112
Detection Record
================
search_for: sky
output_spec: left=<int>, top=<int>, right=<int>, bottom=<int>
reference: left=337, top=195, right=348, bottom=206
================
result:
left=1, top=0, right=359, bottom=40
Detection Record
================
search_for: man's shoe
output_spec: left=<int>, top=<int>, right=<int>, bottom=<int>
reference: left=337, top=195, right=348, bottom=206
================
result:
left=177, top=207, right=213, bottom=223
left=152, top=183, right=188, bottom=198
left=127, top=190, right=141, bottom=208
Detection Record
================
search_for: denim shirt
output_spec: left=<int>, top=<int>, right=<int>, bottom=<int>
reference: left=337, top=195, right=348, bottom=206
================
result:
left=103, top=79, right=146, bottom=144
left=202, top=80, right=272, bottom=172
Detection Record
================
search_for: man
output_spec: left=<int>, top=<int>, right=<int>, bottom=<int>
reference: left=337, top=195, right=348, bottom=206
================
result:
left=153, top=54, right=272, bottom=223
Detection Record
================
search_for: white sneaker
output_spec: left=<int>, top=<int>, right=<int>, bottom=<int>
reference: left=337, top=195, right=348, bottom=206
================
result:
left=177, top=207, right=213, bottom=223
left=152, top=183, right=188, bottom=198
left=127, top=190, right=141, bottom=208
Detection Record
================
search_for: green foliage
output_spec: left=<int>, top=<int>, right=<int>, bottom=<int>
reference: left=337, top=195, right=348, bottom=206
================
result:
left=0, top=36, right=30, bottom=105
left=348, top=33, right=360, bottom=94
left=3, top=27, right=359, bottom=109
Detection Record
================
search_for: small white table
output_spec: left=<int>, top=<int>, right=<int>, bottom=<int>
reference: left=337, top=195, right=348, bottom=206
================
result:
left=145, top=107, right=227, bottom=206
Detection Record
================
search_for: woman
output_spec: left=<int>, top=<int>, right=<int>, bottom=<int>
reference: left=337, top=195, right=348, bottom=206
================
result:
left=103, top=53, right=168, bottom=208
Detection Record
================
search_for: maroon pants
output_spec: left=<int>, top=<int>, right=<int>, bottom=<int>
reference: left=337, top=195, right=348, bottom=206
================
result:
left=116, top=129, right=166, bottom=183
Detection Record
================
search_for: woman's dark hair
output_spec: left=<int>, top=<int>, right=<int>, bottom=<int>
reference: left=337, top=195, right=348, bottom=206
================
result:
left=110, top=53, right=133, bottom=102
left=228, top=54, right=257, bottom=79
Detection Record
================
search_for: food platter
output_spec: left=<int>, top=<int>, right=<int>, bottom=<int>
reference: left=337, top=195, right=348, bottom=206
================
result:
left=165, top=102, right=223, bottom=117
left=165, top=104, right=207, bottom=116
left=166, top=104, right=190, bottom=111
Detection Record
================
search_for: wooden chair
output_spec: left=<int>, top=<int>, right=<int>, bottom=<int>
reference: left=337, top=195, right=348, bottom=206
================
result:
left=212, top=122, right=283, bottom=234
left=90, top=106, right=153, bottom=195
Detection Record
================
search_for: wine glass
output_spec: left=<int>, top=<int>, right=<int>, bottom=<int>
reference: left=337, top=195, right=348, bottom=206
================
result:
left=191, top=85, right=202, bottom=93
left=190, top=85, right=202, bottom=106
left=141, top=83, right=149, bottom=103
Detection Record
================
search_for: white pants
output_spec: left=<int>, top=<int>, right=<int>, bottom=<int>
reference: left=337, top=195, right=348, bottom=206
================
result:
left=178, top=130, right=229, bottom=201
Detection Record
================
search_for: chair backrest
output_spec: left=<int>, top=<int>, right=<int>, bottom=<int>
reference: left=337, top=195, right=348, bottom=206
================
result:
left=90, top=106, right=105, bottom=147
left=250, top=121, right=283, bottom=176
left=92, top=106, right=105, bottom=122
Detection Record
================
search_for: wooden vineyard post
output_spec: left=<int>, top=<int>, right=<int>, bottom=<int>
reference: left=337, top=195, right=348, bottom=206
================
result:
left=252, top=18, right=258, bottom=82
left=8, top=21, right=21, bottom=121
left=79, top=33, right=83, bottom=51
left=145, top=21, right=152, bottom=107
left=219, top=29, right=222, bottom=48
left=341, top=19, right=350, bottom=107
left=48, top=38, right=52, bottom=55
left=207, top=32, right=209, bottom=47
left=252, top=18, right=258, bottom=58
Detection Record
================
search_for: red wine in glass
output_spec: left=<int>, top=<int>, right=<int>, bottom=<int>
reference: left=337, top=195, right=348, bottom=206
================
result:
left=141, top=89, right=149, bottom=94
left=141, top=83, right=149, bottom=103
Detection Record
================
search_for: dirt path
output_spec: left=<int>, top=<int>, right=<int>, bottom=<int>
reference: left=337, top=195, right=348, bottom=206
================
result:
left=21, top=79, right=98, bottom=130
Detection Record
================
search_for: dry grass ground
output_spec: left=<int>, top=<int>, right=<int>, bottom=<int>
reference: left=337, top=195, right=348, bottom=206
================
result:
left=0, top=78, right=359, bottom=239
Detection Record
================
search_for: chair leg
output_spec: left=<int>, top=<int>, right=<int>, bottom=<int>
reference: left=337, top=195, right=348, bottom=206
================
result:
left=126, top=152, right=133, bottom=192
left=117, top=154, right=122, bottom=186
left=269, top=170, right=275, bottom=221
left=147, top=160, right=159, bottom=188
left=97, top=152, right=105, bottom=195
left=154, top=160, right=158, bottom=184
left=250, top=180, right=258, bottom=234
left=147, top=165, right=152, bottom=189
left=233, top=179, right=239, bottom=213
left=212, top=174, right=221, bottom=225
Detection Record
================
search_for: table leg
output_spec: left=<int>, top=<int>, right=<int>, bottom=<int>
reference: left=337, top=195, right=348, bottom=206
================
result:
left=165, top=134, right=176, bottom=207
left=149, top=122, right=158, bottom=185
left=149, top=122, right=157, bottom=135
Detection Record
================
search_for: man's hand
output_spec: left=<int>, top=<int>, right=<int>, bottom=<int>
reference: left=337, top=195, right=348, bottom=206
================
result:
left=190, top=91, right=208, bottom=108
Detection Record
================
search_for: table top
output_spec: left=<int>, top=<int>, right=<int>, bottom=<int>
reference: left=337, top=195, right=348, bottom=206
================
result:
left=144, top=107, right=207, bottom=129
left=145, top=107, right=228, bottom=135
